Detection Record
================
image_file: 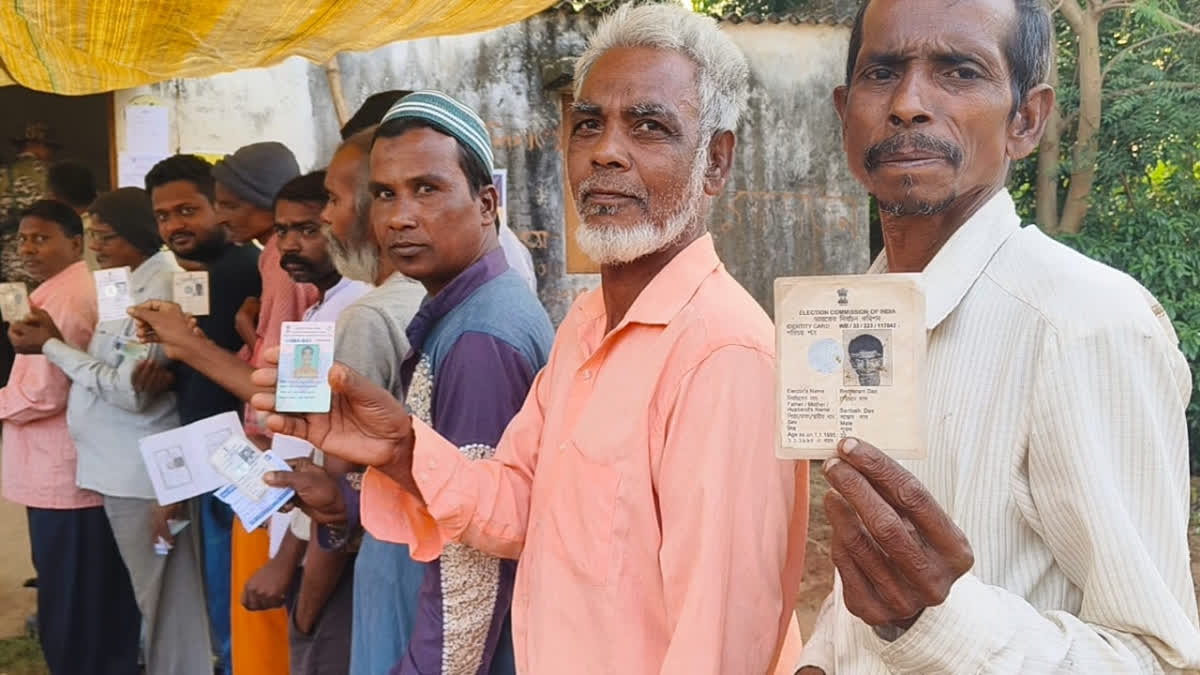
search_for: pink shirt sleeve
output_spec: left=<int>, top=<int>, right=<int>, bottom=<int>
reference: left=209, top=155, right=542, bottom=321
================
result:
left=653, top=344, right=805, bottom=675
left=361, top=367, right=549, bottom=561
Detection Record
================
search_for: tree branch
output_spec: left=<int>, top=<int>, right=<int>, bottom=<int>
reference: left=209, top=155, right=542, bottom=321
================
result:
left=1157, top=12, right=1200, bottom=34
left=1102, top=30, right=1190, bottom=79
left=1059, top=0, right=1087, bottom=30
left=1099, top=0, right=1136, bottom=12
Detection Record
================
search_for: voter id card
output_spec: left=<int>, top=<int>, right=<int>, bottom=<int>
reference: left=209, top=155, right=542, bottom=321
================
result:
left=95, top=266, right=134, bottom=322
left=0, top=282, right=31, bottom=322
left=209, top=436, right=272, bottom=501
left=173, top=271, right=210, bottom=316
left=275, top=321, right=335, bottom=413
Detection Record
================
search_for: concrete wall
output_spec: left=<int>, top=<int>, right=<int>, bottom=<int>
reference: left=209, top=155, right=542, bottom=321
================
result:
left=112, top=9, right=868, bottom=323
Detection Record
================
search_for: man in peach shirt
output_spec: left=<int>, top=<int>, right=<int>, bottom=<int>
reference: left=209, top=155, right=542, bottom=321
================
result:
left=255, top=5, right=808, bottom=674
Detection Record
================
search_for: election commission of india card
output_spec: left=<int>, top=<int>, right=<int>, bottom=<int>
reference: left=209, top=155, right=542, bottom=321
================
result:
left=774, top=274, right=927, bottom=460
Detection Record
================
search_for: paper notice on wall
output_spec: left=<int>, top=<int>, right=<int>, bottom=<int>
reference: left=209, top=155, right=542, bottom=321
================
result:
left=118, top=153, right=165, bottom=189
left=125, top=105, right=169, bottom=155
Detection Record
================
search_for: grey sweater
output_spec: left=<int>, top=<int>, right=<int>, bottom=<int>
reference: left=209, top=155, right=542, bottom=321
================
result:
left=44, top=250, right=182, bottom=499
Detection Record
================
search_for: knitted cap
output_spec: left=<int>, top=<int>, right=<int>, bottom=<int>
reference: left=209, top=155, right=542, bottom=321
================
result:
left=380, top=91, right=494, bottom=175
left=89, top=187, right=163, bottom=256
left=211, top=142, right=300, bottom=210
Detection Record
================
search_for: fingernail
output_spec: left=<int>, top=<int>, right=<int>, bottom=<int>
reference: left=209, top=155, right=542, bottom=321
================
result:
left=824, top=457, right=841, bottom=472
left=840, top=438, right=859, bottom=455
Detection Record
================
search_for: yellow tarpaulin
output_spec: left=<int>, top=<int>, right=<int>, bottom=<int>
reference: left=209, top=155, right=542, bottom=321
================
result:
left=0, top=0, right=558, bottom=94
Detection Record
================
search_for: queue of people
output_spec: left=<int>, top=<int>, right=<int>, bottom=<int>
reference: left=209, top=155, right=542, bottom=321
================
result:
left=1, top=1, right=1198, bottom=674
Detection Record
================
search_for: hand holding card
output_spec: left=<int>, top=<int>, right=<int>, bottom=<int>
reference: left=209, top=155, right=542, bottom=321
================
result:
left=276, top=321, right=335, bottom=413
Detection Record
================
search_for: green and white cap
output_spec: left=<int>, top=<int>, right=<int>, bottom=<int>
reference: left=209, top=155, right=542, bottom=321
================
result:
left=380, top=90, right=494, bottom=175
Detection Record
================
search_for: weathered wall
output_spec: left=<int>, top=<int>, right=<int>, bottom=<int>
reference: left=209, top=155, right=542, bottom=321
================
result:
left=112, top=9, right=867, bottom=323
left=113, top=58, right=331, bottom=172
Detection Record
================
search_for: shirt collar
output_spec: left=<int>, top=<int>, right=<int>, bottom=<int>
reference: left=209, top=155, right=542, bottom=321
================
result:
left=579, top=233, right=723, bottom=331
left=868, top=189, right=1021, bottom=330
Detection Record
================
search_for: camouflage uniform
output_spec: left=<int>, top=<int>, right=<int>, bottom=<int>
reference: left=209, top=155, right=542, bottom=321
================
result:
left=0, top=153, right=49, bottom=287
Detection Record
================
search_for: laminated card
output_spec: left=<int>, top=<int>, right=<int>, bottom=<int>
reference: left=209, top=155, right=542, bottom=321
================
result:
left=0, top=282, right=31, bottom=322
left=173, top=271, right=210, bottom=316
left=775, top=274, right=927, bottom=460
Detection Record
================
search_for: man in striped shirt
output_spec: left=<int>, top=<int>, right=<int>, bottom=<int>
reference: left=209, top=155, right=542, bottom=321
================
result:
left=797, top=0, right=1200, bottom=673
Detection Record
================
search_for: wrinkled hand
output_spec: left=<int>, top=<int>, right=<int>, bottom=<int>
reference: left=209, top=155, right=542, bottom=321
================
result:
left=824, top=438, right=973, bottom=633
left=132, top=359, right=175, bottom=394
left=264, top=458, right=347, bottom=525
left=9, top=308, right=62, bottom=354
left=250, top=346, right=415, bottom=476
left=150, top=502, right=182, bottom=548
left=127, top=300, right=199, bottom=360
left=242, top=557, right=294, bottom=611
left=235, top=297, right=260, bottom=348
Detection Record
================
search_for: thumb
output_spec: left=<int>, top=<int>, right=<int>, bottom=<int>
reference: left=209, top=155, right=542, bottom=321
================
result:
left=263, top=471, right=297, bottom=488
left=329, top=363, right=398, bottom=410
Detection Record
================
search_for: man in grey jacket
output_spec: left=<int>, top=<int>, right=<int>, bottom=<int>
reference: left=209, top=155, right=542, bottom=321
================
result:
left=11, top=187, right=212, bottom=675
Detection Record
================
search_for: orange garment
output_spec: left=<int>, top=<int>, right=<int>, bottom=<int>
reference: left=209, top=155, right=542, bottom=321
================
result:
left=230, top=526, right=290, bottom=674
left=230, top=235, right=313, bottom=675
left=362, top=234, right=809, bottom=674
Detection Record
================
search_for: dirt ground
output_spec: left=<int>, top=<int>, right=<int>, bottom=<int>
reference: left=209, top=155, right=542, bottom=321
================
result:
left=0, top=461, right=34, bottom=639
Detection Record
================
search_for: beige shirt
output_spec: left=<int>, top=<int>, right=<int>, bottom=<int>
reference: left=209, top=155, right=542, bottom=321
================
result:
left=799, top=190, right=1200, bottom=674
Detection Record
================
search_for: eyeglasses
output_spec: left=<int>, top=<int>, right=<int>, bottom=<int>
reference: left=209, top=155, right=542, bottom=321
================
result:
left=86, top=230, right=122, bottom=245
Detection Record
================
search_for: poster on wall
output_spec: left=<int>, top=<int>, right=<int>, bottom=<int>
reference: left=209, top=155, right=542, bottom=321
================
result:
left=492, top=168, right=508, bottom=231
left=118, top=100, right=171, bottom=189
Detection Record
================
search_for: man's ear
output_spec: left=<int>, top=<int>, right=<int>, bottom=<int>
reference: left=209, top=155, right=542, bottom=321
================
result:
left=703, top=130, right=736, bottom=196
left=479, top=184, right=499, bottom=230
left=1007, top=83, right=1055, bottom=160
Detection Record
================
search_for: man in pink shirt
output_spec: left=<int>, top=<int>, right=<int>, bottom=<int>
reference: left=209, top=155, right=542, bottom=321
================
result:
left=2, top=199, right=140, bottom=674
left=254, top=5, right=809, bottom=674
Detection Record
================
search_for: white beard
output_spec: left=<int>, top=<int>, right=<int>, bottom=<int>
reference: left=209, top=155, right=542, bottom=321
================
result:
left=574, top=148, right=706, bottom=266
left=327, top=228, right=379, bottom=285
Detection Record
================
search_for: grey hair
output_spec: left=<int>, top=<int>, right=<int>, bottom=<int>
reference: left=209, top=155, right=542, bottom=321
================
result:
left=327, top=127, right=380, bottom=284
left=574, top=2, right=750, bottom=136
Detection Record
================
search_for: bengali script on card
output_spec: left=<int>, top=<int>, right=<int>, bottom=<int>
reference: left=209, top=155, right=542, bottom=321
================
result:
left=775, top=274, right=927, bottom=460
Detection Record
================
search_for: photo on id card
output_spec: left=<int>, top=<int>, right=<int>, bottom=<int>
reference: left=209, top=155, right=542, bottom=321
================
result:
left=276, top=321, right=334, bottom=413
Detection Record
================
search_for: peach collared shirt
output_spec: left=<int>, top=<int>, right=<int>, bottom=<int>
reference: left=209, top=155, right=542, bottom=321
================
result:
left=362, top=234, right=809, bottom=674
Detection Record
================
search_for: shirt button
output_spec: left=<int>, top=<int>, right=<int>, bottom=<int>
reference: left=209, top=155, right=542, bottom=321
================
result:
left=428, top=459, right=437, bottom=470
left=581, top=369, right=592, bottom=380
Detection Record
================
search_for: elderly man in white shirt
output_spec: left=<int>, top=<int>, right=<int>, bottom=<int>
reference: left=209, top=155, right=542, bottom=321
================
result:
left=797, top=0, right=1200, bottom=673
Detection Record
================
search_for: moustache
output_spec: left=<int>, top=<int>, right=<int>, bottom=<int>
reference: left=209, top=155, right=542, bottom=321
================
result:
left=864, top=133, right=964, bottom=171
left=279, top=254, right=315, bottom=271
left=577, top=173, right=649, bottom=205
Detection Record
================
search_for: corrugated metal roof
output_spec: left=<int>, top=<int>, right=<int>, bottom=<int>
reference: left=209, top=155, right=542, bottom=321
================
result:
left=550, top=0, right=858, bottom=26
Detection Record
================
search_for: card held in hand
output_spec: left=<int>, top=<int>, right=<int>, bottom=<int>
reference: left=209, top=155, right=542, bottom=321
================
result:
left=276, top=321, right=335, bottom=413
left=0, top=282, right=31, bottom=322
left=95, top=266, right=134, bottom=323
left=774, top=274, right=927, bottom=460
left=173, top=271, right=210, bottom=316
